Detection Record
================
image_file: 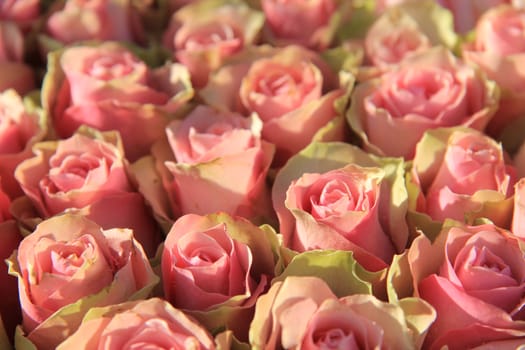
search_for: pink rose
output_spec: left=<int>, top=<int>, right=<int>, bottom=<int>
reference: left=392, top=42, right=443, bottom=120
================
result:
left=200, top=45, right=345, bottom=165
left=56, top=298, right=215, bottom=349
left=437, top=0, right=512, bottom=34
left=261, top=0, right=338, bottom=49
left=162, top=212, right=281, bottom=341
left=409, top=127, right=517, bottom=228
left=8, top=214, right=159, bottom=349
left=162, top=0, right=264, bottom=88
left=401, top=222, right=525, bottom=348
left=249, top=276, right=417, bottom=349
left=0, top=184, right=22, bottom=344
left=0, top=89, right=46, bottom=199
left=42, top=41, right=193, bottom=161
left=14, top=128, right=162, bottom=256
left=347, top=47, right=499, bottom=159
left=45, top=0, right=144, bottom=46
left=364, top=8, right=432, bottom=71
left=133, top=105, right=275, bottom=228
left=272, top=142, right=409, bottom=272
left=462, top=5, right=525, bottom=137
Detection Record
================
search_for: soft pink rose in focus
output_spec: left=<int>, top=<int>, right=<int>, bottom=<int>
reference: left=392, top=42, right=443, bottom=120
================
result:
left=133, top=105, right=275, bottom=229
left=409, top=127, right=517, bottom=229
left=163, top=0, right=264, bottom=88
left=56, top=298, right=216, bottom=349
left=0, top=89, right=46, bottom=199
left=162, top=212, right=282, bottom=341
left=272, top=142, right=409, bottom=272
left=42, top=41, right=193, bottom=161
left=462, top=5, right=525, bottom=138
left=347, top=47, right=499, bottom=159
left=281, top=164, right=397, bottom=271
left=249, top=276, right=417, bottom=349
left=261, top=0, right=339, bottom=49
left=8, top=214, right=159, bottom=350
left=14, top=128, right=162, bottom=256
left=45, top=0, right=144, bottom=46
left=200, top=45, right=345, bottom=165
left=399, top=222, right=525, bottom=348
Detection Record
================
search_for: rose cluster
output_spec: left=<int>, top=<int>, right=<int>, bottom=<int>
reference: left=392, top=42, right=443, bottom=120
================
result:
left=2, top=0, right=525, bottom=349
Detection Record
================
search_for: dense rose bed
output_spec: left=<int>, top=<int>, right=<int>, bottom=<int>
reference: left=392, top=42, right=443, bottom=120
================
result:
left=2, top=0, right=525, bottom=349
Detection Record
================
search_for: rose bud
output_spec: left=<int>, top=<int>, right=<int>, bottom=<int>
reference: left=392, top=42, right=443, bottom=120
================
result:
left=7, top=214, right=159, bottom=349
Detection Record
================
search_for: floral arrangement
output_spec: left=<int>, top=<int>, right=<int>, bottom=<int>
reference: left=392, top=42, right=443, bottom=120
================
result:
left=2, top=0, right=525, bottom=349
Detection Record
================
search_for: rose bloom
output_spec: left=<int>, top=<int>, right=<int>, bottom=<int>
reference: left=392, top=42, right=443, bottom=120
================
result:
left=279, top=164, right=399, bottom=272
left=261, top=0, right=338, bottom=49
left=14, top=128, right=162, bottom=256
left=347, top=46, right=499, bottom=159
left=133, top=105, right=275, bottom=228
left=409, top=127, right=517, bottom=228
left=462, top=5, right=525, bottom=137
left=8, top=214, right=158, bottom=350
left=56, top=298, right=216, bottom=349
left=163, top=0, right=264, bottom=88
left=162, top=212, right=281, bottom=341
left=273, top=141, right=409, bottom=273
left=0, top=183, right=23, bottom=344
left=364, top=7, right=432, bottom=72
left=401, top=222, right=525, bottom=348
left=250, top=276, right=416, bottom=349
left=0, top=89, right=46, bottom=199
left=200, top=45, right=345, bottom=165
left=42, top=41, right=193, bottom=161
left=44, top=0, right=145, bottom=46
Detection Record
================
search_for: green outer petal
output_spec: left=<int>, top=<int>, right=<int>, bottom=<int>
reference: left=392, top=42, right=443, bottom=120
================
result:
left=337, top=0, right=376, bottom=41
left=394, top=0, right=458, bottom=49
left=398, top=297, right=437, bottom=349
left=14, top=326, right=36, bottom=350
left=215, top=330, right=250, bottom=350
left=387, top=253, right=437, bottom=348
left=272, top=250, right=381, bottom=298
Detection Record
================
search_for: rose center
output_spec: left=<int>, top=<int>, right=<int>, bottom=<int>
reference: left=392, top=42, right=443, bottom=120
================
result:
left=309, top=178, right=372, bottom=219
left=313, top=329, right=360, bottom=349
left=87, top=54, right=139, bottom=80
left=473, top=246, right=512, bottom=275
left=184, top=22, right=242, bottom=51
left=465, top=141, right=499, bottom=164
left=257, top=69, right=298, bottom=97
